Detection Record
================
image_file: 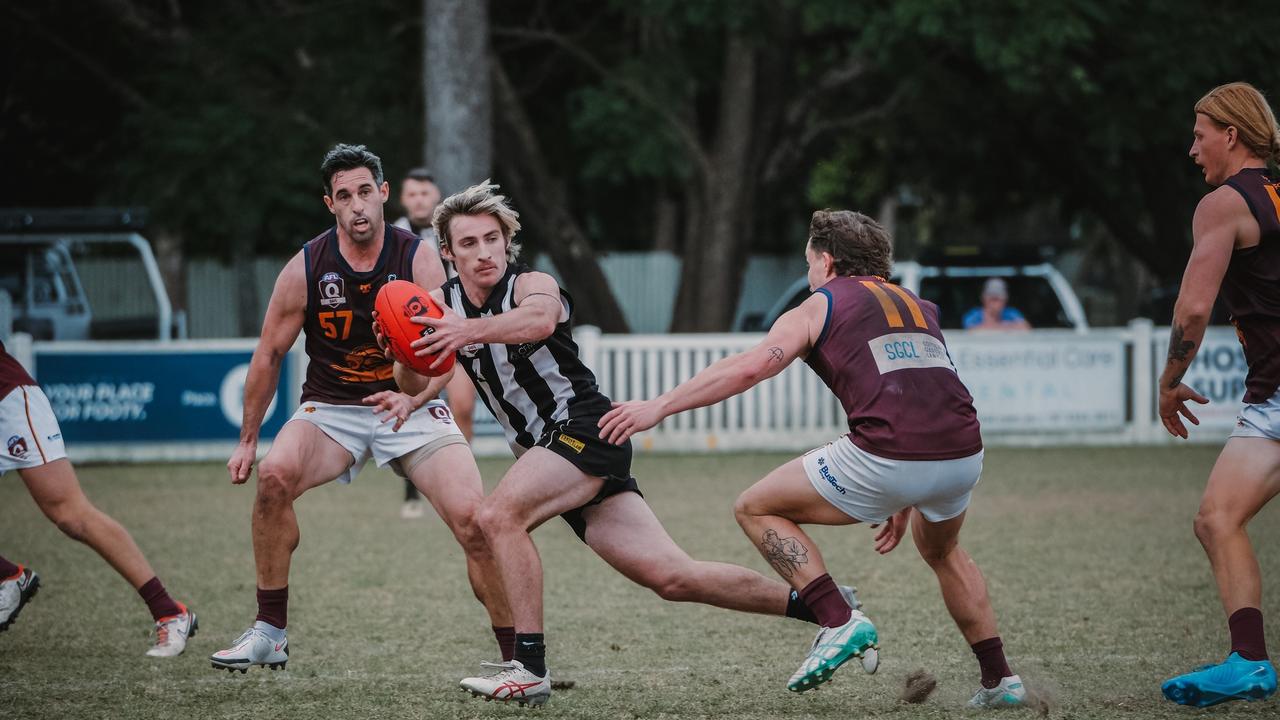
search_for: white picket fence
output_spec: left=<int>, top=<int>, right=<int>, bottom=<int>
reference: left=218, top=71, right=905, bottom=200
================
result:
left=565, top=319, right=1239, bottom=454
left=11, top=319, right=1245, bottom=463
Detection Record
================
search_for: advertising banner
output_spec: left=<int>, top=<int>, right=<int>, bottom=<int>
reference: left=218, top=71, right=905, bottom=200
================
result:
left=948, top=335, right=1127, bottom=432
left=34, top=345, right=291, bottom=444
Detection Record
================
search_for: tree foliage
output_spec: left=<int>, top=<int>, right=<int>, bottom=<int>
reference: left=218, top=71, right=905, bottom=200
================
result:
left=4, top=1, right=1279, bottom=331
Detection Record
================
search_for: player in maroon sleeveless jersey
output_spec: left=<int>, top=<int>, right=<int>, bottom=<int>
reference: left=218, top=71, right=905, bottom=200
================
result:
left=210, top=145, right=511, bottom=673
left=1158, top=83, right=1280, bottom=707
left=601, top=210, right=1025, bottom=706
left=0, top=342, right=196, bottom=655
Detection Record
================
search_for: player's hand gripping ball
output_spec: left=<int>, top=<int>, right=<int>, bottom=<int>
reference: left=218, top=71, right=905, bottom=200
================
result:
left=374, top=280, right=456, bottom=377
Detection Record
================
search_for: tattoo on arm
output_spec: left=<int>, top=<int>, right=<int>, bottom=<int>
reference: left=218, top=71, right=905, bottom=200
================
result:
left=761, top=529, right=809, bottom=579
left=1166, top=323, right=1196, bottom=388
left=1168, top=324, right=1196, bottom=362
left=768, top=346, right=784, bottom=363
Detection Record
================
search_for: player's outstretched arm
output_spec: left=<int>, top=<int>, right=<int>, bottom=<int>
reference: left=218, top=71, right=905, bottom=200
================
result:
left=598, top=293, right=825, bottom=445
left=409, top=272, right=564, bottom=368
left=228, top=252, right=306, bottom=483
left=1158, top=187, right=1239, bottom=438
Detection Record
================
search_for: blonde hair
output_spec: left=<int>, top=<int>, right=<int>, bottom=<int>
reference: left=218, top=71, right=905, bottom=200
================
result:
left=432, top=180, right=523, bottom=262
left=1195, top=82, right=1280, bottom=163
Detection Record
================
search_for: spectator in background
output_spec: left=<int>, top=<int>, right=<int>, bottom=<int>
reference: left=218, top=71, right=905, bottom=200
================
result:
left=962, top=278, right=1031, bottom=331
left=394, top=168, right=478, bottom=518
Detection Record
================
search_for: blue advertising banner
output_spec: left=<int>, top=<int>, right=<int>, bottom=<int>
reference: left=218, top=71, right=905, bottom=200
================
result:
left=34, top=347, right=291, bottom=443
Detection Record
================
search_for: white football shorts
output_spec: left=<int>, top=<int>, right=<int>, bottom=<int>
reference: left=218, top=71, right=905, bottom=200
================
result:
left=803, top=435, right=983, bottom=524
left=1231, top=389, right=1280, bottom=441
left=288, top=398, right=466, bottom=484
left=1, top=385, right=68, bottom=474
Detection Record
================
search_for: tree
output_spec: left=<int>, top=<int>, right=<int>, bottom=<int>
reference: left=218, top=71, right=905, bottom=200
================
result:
left=424, top=0, right=492, bottom=195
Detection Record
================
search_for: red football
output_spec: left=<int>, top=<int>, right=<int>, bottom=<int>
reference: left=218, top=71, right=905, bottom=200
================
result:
left=374, top=280, right=456, bottom=377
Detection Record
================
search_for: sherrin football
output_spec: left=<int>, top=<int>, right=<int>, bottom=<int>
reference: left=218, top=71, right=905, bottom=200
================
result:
left=374, top=280, right=456, bottom=377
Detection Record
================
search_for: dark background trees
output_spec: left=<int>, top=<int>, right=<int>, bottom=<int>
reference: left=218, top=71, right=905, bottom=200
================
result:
left=3, top=0, right=1277, bottom=332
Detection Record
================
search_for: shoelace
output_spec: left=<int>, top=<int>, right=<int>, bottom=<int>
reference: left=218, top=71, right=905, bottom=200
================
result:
left=478, top=661, right=527, bottom=681
left=155, top=622, right=170, bottom=645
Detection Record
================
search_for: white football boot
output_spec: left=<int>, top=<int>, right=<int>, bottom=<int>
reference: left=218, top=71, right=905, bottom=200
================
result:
left=0, top=565, right=40, bottom=632
left=146, top=602, right=198, bottom=657
left=968, top=675, right=1028, bottom=708
left=787, top=609, right=879, bottom=692
left=460, top=660, right=552, bottom=707
left=210, top=622, right=289, bottom=673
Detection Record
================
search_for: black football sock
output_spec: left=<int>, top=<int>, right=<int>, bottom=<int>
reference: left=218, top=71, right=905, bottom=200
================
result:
left=514, top=632, right=547, bottom=677
left=785, top=588, right=820, bottom=624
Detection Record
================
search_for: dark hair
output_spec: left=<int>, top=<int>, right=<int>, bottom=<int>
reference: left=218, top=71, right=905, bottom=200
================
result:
left=403, top=167, right=435, bottom=184
left=319, top=143, right=384, bottom=196
left=807, top=210, right=893, bottom=278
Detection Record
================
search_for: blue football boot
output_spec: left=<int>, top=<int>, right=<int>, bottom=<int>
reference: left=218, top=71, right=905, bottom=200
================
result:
left=1162, top=653, right=1277, bottom=707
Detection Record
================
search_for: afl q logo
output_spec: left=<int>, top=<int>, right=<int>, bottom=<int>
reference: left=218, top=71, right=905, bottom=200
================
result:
left=319, top=271, right=347, bottom=308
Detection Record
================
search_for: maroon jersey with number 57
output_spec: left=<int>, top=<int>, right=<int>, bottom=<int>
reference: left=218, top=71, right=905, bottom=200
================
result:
left=301, top=223, right=420, bottom=405
left=804, top=276, right=982, bottom=461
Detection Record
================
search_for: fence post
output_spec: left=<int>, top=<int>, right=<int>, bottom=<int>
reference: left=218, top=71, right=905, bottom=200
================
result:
left=9, top=332, right=34, bottom=377
left=576, top=325, right=602, bottom=376
left=1129, top=318, right=1155, bottom=442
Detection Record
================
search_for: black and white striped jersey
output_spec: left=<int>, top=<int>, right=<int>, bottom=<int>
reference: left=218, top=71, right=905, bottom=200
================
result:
left=441, top=265, right=611, bottom=451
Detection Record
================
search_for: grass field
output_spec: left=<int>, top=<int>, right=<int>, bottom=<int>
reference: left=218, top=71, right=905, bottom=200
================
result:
left=2, top=446, right=1278, bottom=719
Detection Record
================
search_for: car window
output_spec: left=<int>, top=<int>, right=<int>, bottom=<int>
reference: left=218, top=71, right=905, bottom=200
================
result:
left=918, top=275, right=1070, bottom=329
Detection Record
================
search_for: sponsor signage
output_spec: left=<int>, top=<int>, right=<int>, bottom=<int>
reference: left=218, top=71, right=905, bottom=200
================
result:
left=34, top=347, right=291, bottom=443
left=948, top=335, right=1127, bottom=432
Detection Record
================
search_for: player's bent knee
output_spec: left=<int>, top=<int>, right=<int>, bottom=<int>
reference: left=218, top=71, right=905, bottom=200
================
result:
left=1193, top=509, right=1236, bottom=546
left=475, top=500, right=520, bottom=538
left=451, top=507, right=489, bottom=553
left=46, top=501, right=92, bottom=543
left=916, top=538, right=958, bottom=566
left=256, top=459, right=299, bottom=502
left=733, top=490, right=764, bottom=524
left=650, top=569, right=700, bottom=602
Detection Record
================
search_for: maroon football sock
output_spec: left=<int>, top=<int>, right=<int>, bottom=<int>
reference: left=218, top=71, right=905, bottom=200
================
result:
left=493, top=626, right=516, bottom=662
left=972, top=636, right=1013, bottom=689
left=1229, top=607, right=1269, bottom=661
left=138, top=576, right=182, bottom=621
left=0, top=555, right=20, bottom=579
left=798, top=574, right=852, bottom=628
left=255, top=586, right=289, bottom=629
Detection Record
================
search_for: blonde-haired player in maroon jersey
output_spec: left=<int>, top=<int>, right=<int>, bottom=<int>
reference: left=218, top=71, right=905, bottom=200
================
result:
left=601, top=210, right=1025, bottom=707
left=1158, top=82, right=1280, bottom=707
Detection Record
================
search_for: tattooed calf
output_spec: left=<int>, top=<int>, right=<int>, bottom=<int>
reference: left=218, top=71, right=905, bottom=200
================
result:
left=761, top=529, right=809, bottom=578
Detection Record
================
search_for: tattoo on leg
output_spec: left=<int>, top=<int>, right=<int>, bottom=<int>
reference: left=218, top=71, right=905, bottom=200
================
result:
left=761, top=529, right=809, bottom=579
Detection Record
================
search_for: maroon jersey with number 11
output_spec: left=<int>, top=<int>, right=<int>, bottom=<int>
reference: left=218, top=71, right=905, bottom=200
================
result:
left=804, top=276, right=982, bottom=461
